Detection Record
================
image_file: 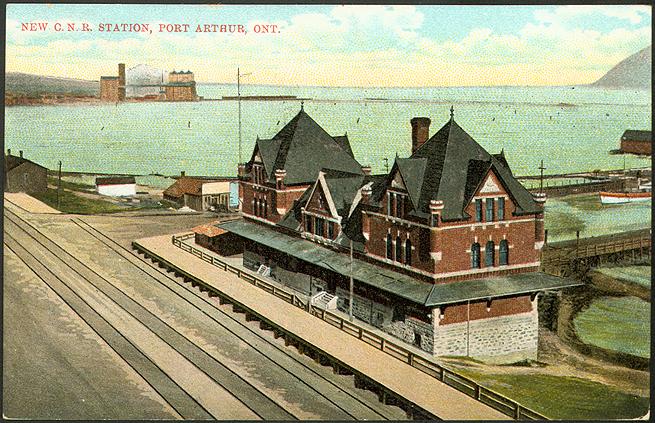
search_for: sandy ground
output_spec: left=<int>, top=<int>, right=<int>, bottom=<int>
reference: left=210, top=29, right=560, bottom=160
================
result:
left=4, top=192, right=61, bottom=214
left=2, top=245, right=179, bottom=420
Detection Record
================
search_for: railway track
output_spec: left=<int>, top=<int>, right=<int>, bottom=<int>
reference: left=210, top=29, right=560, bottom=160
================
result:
left=68, top=217, right=406, bottom=420
left=4, top=206, right=404, bottom=420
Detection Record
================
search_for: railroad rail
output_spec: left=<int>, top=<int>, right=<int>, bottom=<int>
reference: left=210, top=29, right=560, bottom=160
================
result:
left=166, top=232, right=548, bottom=420
left=4, top=208, right=399, bottom=420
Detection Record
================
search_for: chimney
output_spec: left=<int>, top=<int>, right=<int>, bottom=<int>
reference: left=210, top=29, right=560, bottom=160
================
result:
left=19, top=150, right=23, bottom=158
left=361, top=165, right=372, bottom=176
left=237, top=163, right=247, bottom=178
left=118, top=63, right=126, bottom=101
left=7, top=148, right=11, bottom=156
left=411, top=117, right=431, bottom=154
left=275, top=169, right=287, bottom=190
left=181, top=170, right=185, bottom=177
left=361, top=184, right=372, bottom=242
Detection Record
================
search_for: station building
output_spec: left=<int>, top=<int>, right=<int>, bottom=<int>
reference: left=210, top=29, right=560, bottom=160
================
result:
left=208, top=106, right=578, bottom=363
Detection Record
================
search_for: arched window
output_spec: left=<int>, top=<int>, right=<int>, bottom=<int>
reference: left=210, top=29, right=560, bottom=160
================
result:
left=485, top=241, right=495, bottom=267
left=471, top=243, right=480, bottom=269
left=499, top=240, right=509, bottom=265
left=395, top=236, right=403, bottom=263
left=405, top=238, right=412, bottom=266
left=386, top=234, right=393, bottom=259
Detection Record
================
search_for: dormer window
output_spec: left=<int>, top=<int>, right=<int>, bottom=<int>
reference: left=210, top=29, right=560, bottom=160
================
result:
left=252, top=164, right=265, bottom=185
left=387, top=191, right=408, bottom=219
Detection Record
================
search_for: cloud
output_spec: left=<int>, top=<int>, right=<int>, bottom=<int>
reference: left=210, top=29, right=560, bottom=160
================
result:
left=5, top=5, right=652, bottom=87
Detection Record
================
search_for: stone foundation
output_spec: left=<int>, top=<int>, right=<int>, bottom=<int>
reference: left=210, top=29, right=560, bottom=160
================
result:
left=383, top=317, right=434, bottom=353
left=434, top=308, right=538, bottom=363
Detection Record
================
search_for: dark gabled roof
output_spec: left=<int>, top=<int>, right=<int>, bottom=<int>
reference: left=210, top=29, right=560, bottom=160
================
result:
left=96, top=176, right=136, bottom=185
left=621, top=130, right=651, bottom=142
left=163, top=176, right=219, bottom=197
left=383, top=117, right=539, bottom=220
left=5, top=154, right=47, bottom=172
left=248, top=110, right=363, bottom=185
left=322, top=169, right=366, bottom=217
left=333, top=135, right=355, bottom=158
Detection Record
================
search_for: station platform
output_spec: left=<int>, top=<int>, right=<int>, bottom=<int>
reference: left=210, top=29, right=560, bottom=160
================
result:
left=134, top=234, right=508, bottom=420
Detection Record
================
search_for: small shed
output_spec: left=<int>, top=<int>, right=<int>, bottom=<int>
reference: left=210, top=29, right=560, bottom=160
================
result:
left=620, top=130, right=651, bottom=155
left=163, top=176, right=232, bottom=211
left=4, top=149, right=48, bottom=194
left=96, top=176, right=136, bottom=197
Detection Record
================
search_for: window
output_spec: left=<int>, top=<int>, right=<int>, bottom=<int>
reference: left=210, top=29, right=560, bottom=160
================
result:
left=396, top=195, right=404, bottom=218
left=499, top=240, right=509, bottom=265
left=316, top=217, right=324, bottom=237
left=387, top=192, right=392, bottom=215
left=475, top=199, right=483, bottom=222
left=485, top=241, right=495, bottom=267
left=471, top=243, right=481, bottom=268
left=328, top=221, right=334, bottom=239
left=263, top=199, right=267, bottom=218
left=395, top=236, right=403, bottom=263
left=405, top=238, right=412, bottom=266
left=305, top=215, right=313, bottom=233
left=486, top=198, right=494, bottom=222
left=498, top=197, right=505, bottom=221
left=386, top=234, right=393, bottom=259
left=430, top=213, right=439, bottom=227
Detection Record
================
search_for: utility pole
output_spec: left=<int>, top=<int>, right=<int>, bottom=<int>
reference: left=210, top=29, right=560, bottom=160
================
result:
left=349, top=239, right=354, bottom=322
left=57, top=160, right=62, bottom=209
left=238, top=67, right=242, bottom=165
left=383, top=157, right=389, bottom=174
left=539, top=159, right=546, bottom=194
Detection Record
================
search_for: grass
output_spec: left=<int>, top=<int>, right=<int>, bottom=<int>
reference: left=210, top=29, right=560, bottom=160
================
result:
left=543, top=211, right=585, bottom=238
left=32, top=188, right=127, bottom=214
left=47, top=176, right=95, bottom=192
left=595, top=266, right=651, bottom=288
left=560, top=193, right=611, bottom=212
left=574, top=296, right=650, bottom=358
left=455, top=369, right=649, bottom=420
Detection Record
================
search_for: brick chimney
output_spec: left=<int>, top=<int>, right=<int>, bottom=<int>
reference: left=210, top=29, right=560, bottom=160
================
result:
left=118, top=63, right=126, bottom=101
left=533, top=192, right=547, bottom=249
left=7, top=148, right=11, bottom=156
left=361, top=165, right=372, bottom=176
left=411, top=117, right=431, bottom=154
left=19, top=150, right=23, bottom=158
left=180, top=170, right=185, bottom=177
left=275, top=169, right=287, bottom=190
left=361, top=184, right=373, bottom=242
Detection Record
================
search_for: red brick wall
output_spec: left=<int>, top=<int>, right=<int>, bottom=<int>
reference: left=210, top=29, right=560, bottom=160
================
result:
left=621, top=139, right=651, bottom=155
left=100, top=79, right=119, bottom=102
left=364, top=169, right=542, bottom=281
left=241, top=181, right=308, bottom=224
left=439, top=295, right=533, bottom=325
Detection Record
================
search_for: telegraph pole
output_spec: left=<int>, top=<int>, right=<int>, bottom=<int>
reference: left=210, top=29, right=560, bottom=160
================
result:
left=57, top=160, right=62, bottom=209
left=238, top=67, right=242, bottom=164
left=383, top=157, right=389, bottom=174
left=349, top=239, right=354, bottom=322
left=539, top=159, right=546, bottom=193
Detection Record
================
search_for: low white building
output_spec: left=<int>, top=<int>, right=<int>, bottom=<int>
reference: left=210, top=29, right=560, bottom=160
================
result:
left=96, top=176, right=136, bottom=197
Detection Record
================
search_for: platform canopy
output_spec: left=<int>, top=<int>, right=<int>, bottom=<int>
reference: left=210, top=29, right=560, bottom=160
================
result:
left=218, top=219, right=582, bottom=307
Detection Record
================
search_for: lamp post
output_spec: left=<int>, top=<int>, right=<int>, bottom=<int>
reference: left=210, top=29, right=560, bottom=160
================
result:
left=57, top=160, right=62, bottom=209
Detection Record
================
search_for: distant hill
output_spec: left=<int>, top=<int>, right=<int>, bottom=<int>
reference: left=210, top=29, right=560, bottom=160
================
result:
left=5, top=72, right=99, bottom=96
left=591, top=46, right=651, bottom=89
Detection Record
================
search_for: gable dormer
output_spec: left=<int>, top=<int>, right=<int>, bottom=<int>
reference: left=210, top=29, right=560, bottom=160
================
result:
left=467, top=167, right=512, bottom=223
left=385, top=166, right=412, bottom=219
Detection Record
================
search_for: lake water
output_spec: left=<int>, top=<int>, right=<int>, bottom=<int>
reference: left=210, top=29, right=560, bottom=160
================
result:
left=5, top=84, right=651, bottom=177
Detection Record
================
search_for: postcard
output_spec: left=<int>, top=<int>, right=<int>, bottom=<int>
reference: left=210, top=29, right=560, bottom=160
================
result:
left=4, top=3, right=651, bottom=420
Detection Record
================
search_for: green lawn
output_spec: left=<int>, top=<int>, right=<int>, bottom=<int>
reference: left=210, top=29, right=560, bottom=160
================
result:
left=574, top=296, right=650, bottom=358
left=456, top=370, right=649, bottom=420
left=595, top=266, right=651, bottom=288
left=32, top=188, right=127, bottom=214
left=47, top=176, right=95, bottom=192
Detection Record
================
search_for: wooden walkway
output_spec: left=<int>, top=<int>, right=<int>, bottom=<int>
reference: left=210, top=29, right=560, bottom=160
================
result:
left=542, top=229, right=651, bottom=276
left=134, top=234, right=510, bottom=420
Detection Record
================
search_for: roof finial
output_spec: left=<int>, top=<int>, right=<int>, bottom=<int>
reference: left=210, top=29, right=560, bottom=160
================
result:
left=300, top=100, right=304, bottom=111
left=450, top=105, right=454, bottom=120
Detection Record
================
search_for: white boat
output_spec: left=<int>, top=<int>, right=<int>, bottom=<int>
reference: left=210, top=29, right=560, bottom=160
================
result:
left=599, top=191, right=651, bottom=204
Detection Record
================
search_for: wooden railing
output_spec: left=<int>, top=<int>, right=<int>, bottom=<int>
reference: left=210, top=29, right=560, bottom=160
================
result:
left=542, top=232, right=651, bottom=267
left=171, top=233, right=548, bottom=420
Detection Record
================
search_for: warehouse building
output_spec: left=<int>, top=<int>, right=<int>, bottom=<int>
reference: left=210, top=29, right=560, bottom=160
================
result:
left=4, top=149, right=48, bottom=194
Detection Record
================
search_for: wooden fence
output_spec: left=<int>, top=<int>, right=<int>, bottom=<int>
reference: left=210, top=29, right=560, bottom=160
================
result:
left=169, top=233, right=548, bottom=420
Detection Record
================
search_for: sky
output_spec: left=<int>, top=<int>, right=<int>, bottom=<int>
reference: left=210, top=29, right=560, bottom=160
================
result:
left=5, top=4, right=652, bottom=87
